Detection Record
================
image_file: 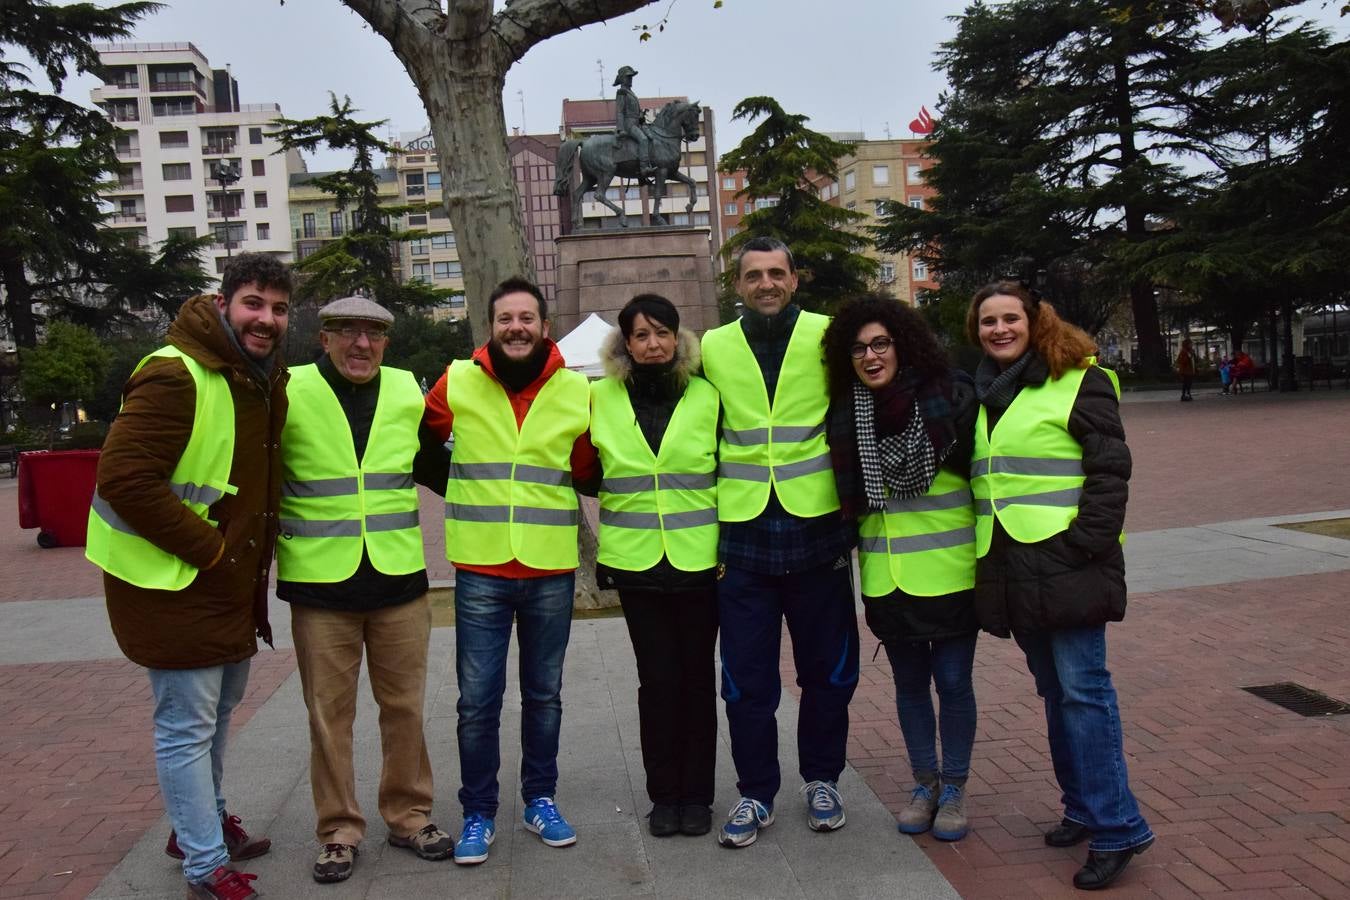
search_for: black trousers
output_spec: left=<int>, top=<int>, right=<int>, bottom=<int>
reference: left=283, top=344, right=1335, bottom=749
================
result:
left=618, top=586, right=720, bottom=807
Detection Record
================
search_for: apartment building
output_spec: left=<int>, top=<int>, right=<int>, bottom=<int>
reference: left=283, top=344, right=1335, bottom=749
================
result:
left=509, top=131, right=564, bottom=303
left=288, top=167, right=400, bottom=265
left=558, top=97, right=721, bottom=255
left=388, top=131, right=465, bottom=320
left=89, top=42, right=303, bottom=276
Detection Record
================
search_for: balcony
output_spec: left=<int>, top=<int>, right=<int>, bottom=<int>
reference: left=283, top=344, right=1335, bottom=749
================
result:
left=108, top=212, right=147, bottom=225
left=114, top=146, right=140, bottom=158
left=202, top=139, right=236, bottom=156
left=210, top=239, right=243, bottom=250
left=105, top=109, right=139, bottom=123
left=108, top=179, right=144, bottom=192
left=293, top=226, right=342, bottom=240
left=207, top=208, right=243, bottom=221
left=150, top=80, right=201, bottom=94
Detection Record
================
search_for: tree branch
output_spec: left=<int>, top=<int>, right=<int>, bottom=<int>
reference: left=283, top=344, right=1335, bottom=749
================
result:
left=493, top=0, right=657, bottom=62
left=340, top=0, right=441, bottom=47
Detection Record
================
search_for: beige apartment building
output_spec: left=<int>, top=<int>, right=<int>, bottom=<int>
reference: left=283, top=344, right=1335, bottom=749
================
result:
left=89, top=42, right=303, bottom=277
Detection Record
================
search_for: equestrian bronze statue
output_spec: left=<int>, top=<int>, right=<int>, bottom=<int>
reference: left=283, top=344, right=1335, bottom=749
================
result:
left=553, top=99, right=702, bottom=230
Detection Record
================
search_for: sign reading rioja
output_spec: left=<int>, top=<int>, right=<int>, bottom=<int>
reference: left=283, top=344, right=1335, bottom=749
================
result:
left=403, top=133, right=435, bottom=152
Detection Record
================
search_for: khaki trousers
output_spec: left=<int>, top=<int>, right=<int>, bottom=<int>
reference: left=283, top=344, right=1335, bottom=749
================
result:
left=291, top=595, right=434, bottom=845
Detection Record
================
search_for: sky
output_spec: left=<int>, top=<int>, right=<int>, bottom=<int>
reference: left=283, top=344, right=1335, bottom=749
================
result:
left=52, top=0, right=1350, bottom=173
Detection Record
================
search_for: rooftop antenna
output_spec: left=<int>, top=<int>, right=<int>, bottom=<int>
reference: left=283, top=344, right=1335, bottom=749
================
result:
left=597, top=59, right=605, bottom=98
left=883, top=121, right=892, bottom=139
left=516, top=89, right=526, bottom=134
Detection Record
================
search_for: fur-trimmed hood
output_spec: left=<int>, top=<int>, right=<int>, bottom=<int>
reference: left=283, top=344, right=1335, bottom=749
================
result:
left=600, top=323, right=702, bottom=387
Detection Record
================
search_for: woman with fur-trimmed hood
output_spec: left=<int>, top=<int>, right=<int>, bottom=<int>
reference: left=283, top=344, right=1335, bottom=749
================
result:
left=588, top=294, right=721, bottom=840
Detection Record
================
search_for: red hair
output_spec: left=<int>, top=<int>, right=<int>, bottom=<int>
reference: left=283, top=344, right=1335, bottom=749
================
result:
left=966, top=281, right=1097, bottom=379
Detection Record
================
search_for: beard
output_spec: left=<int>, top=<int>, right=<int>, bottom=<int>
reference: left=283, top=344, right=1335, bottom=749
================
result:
left=488, top=337, right=549, bottom=393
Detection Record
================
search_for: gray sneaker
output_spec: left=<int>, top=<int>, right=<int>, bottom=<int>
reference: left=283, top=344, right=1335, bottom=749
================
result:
left=896, top=777, right=939, bottom=835
left=931, top=782, right=969, bottom=841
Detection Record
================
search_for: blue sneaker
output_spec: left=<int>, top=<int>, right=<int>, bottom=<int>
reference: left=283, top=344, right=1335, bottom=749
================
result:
left=718, top=797, right=774, bottom=848
left=523, top=797, right=576, bottom=847
left=453, top=814, right=494, bottom=865
left=802, top=780, right=846, bottom=832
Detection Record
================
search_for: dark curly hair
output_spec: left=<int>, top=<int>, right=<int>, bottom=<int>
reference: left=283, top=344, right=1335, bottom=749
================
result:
left=220, top=252, right=292, bottom=304
left=822, top=294, right=950, bottom=400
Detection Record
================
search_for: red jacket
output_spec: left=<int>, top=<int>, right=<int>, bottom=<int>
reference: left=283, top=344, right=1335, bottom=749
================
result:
left=423, top=340, right=597, bottom=579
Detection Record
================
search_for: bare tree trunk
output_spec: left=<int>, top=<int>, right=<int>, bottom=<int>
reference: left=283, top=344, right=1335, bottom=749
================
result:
left=0, top=249, right=38, bottom=349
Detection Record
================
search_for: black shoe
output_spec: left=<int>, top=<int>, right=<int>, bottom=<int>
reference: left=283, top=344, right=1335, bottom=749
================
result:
left=678, top=804, right=712, bottom=836
left=1045, top=819, right=1090, bottom=848
left=648, top=804, right=680, bottom=837
left=1072, top=836, right=1154, bottom=891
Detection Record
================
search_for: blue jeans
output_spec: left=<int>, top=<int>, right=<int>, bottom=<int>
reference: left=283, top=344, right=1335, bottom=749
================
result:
left=1015, top=625, right=1153, bottom=852
left=147, top=660, right=250, bottom=883
left=882, top=632, right=977, bottom=784
left=454, top=569, right=575, bottom=819
left=717, top=560, right=860, bottom=805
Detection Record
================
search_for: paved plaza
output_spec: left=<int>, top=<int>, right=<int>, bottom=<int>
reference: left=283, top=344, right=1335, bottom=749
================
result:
left=2, top=387, right=1349, bottom=898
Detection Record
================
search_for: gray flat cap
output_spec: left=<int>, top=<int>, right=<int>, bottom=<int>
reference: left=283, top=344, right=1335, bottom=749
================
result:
left=319, top=295, right=394, bottom=325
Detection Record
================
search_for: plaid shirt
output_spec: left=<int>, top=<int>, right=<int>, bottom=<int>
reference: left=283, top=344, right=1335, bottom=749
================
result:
left=715, top=304, right=854, bottom=575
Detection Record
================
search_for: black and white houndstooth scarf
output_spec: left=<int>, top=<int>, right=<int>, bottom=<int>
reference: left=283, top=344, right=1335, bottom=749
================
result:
left=853, top=380, right=941, bottom=511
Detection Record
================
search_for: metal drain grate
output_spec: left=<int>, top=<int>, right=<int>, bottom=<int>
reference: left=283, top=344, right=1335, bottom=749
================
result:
left=1242, top=682, right=1350, bottom=717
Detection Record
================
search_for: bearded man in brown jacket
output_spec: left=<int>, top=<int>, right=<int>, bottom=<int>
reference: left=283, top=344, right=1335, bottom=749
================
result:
left=86, top=252, right=291, bottom=900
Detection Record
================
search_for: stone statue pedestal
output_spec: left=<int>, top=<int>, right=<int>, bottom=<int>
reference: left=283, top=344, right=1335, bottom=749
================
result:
left=553, top=227, right=720, bottom=337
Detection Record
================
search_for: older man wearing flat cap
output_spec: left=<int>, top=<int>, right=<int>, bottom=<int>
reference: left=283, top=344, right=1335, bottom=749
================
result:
left=276, top=296, right=450, bottom=884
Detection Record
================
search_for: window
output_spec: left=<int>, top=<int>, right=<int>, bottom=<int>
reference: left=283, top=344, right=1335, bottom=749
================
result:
left=724, top=203, right=739, bottom=216
left=151, top=97, right=195, bottom=117
left=256, top=223, right=270, bottom=241
left=302, top=213, right=316, bottom=238
left=166, top=226, right=196, bottom=240
left=845, top=201, right=856, bottom=210
left=906, top=163, right=922, bottom=184
left=844, top=170, right=856, bottom=192
left=159, top=130, right=189, bottom=148
left=249, top=127, right=263, bottom=145
left=213, top=223, right=245, bottom=245
left=165, top=194, right=194, bottom=213
left=253, top=191, right=268, bottom=209
left=251, top=159, right=265, bottom=177
left=754, top=197, right=779, bottom=210
left=162, top=162, right=191, bottom=181
left=872, top=165, right=890, bottom=186
left=726, top=226, right=739, bottom=238
left=722, top=176, right=737, bottom=190
left=693, top=212, right=709, bottom=225
left=411, top=262, right=430, bottom=281
left=433, top=261, right=462, bottom=280
left=406, top=172, right=425, bottom=196
left=879, top=262, right=896, bottom=284
left=912, top=259, right=929, bottom=281
left=407, top=213, right=427, bottom=226
left=427, top=171, right=442, bottom=189
left=907, top=195, right=924, bottom=210
left=429, top=207, right=447, bottom=220
left=330, top=211, right=344, bottom=236
left=409, top=240, right=428, bottom=256
left=873, top=199, right=888, bottom=216
left=431, top=232, right=455, bottom=250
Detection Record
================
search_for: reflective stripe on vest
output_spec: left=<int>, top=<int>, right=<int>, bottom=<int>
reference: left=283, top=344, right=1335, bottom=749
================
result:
left=276, top=364, right=426, bottom=583
left=857, top=468, right=977, bottom=598
left=970, top=361, right=1120, bottom=556
left=700, top=311, right=839, bottom=521
left=590, top=374, right=719, bottom=573
left=84, top=346, right=237, bottom=591
left=442, top=360, right=589, bottom=569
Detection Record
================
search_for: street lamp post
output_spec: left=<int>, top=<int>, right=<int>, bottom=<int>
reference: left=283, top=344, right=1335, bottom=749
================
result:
left=212, top=161, right=241, bottom=258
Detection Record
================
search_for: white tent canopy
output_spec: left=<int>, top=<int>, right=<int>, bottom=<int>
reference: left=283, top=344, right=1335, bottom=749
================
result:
left=555, top=312, right=614, bottom=378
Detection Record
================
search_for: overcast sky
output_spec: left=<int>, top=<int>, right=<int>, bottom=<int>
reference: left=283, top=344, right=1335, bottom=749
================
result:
left=54, top=0, right=1350, bottom=172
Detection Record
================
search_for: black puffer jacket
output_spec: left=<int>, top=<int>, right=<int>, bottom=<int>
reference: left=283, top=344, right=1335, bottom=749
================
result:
left=974, top=355, right=1130, bottom=637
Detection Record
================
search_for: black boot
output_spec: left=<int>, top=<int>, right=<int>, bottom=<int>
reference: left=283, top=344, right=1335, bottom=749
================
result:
left=1044, top=818, right=1090, bottom=848
left=1072, top=836, right=1154, bottom=891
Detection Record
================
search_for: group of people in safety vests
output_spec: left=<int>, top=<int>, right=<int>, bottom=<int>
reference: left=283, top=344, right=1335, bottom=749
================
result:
left=86, top=239, right=1152, bottom=897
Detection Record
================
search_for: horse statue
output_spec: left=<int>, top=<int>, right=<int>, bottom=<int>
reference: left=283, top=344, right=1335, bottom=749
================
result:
left=553, top=100, right=702, bottom=229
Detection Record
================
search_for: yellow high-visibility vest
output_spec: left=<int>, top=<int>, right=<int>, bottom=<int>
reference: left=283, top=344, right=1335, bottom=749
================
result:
left=858, top=468, right=976, bottom=598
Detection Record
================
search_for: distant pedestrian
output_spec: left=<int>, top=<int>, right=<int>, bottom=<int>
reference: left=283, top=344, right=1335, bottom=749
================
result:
left=967, top=281, right=1154, bottom=892
left=823, top=295, right=980, bottom=843
left=86, top=253, right=292, bottom=899
left=1176, top=338, right=1197, bottom=401
left=1219, top=355, right=1232, bottom=394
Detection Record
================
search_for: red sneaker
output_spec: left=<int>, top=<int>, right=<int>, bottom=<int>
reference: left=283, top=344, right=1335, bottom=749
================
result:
left=166, top=813, right=271, bottom=861
left=185, top=865, right=258, bottom=899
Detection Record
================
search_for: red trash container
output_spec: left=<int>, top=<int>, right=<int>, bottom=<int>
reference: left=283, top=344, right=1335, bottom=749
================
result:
left=16, top=449, right=100, bottom=548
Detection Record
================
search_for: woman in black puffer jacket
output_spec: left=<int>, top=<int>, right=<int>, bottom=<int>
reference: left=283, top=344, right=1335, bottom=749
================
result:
left=967, top=281, right=1153, bottom=892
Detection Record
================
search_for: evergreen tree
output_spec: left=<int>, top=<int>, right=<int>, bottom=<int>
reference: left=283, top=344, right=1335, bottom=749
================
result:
left=268, top=93, right=454, bottom=314
left=718, top=96, right=877, bottom=314
left=874, top=0, right=1220, bottom=374
left=0, top=0, right=160, bottom=348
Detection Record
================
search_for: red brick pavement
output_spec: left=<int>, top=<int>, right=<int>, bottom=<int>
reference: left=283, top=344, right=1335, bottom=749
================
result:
left=842, top=570, right=1350, bottom=898
left=0, top=652, right=294, bottom=899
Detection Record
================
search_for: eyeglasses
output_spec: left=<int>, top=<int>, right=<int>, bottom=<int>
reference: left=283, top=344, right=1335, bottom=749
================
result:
left=849, top=337, right=894, bottom=358
left=325, top=326, right=388, bottom=343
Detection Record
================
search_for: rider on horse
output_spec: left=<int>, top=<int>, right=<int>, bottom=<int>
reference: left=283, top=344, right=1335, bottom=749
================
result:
left=614, top=66, right=656, bottom=178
